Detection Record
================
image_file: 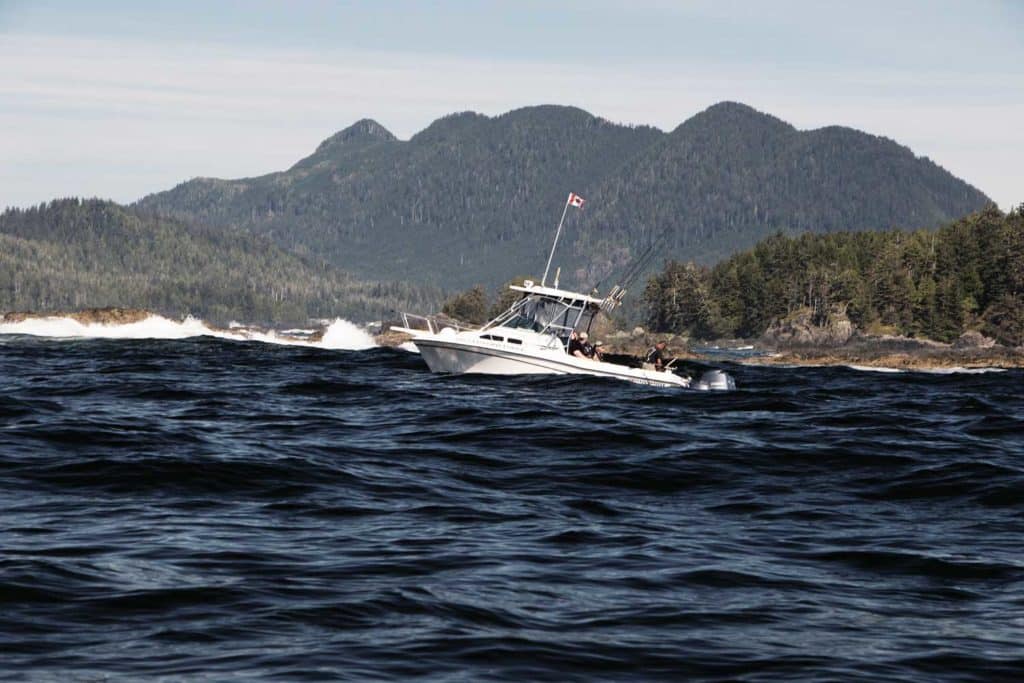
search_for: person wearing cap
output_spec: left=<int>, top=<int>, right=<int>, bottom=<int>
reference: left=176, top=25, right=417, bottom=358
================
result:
left=567, top=330, right=588, bottom=359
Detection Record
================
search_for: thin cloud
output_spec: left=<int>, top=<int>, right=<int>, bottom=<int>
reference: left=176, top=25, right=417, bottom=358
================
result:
left=1, top=33, right=1019, bottom=209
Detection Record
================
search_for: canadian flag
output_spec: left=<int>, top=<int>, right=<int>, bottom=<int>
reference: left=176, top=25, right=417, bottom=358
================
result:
left=568, top=192, right=585, bottom=208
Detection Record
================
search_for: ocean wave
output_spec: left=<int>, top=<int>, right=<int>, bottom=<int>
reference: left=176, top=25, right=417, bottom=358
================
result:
left=2, top=337, right=1023, bottom=680
left=917, top=366, right=1008, bottom=375
left=845, top=364, right=905, bottom=373
left=0, top=314, right=376, bottom=350
left=846, top=364, right=1009, bottom=375
left=317, top=318, right=376, bottom=350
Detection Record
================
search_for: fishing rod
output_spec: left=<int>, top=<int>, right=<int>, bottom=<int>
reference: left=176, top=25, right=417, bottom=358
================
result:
left=615, top=227, right=667, bottom=285
left=600, top=226, right=675, bottom=312
left=622, top=225, right=674, bottom=285
left=598, top=238, right=658, bottom=302
left=613, top=241, right=658, bottom=291
left=590, top=227, right=658, bottom=292
left=620, top=237, right=667, bottom=288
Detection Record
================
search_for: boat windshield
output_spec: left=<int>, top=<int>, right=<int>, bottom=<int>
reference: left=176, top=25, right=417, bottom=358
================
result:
left=490, top=294, right=595, bottom=338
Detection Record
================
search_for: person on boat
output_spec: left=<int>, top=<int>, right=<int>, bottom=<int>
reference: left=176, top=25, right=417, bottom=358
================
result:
left=645, top=340, right=667, bottom=371
left=567, top=331, right=588, bottom=359
left=591, top=341, right=605, bottom=361
left=580, top=332, right=596, bottom=357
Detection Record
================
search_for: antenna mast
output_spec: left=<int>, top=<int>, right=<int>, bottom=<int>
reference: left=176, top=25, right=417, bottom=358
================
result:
left=541, top=192, right=585, bottom=287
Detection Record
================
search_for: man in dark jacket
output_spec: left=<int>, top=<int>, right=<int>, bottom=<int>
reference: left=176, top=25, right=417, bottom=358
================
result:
left=579, top=332, right=596, bottom=359
left=567, top=331, right=587, bottom=358
left=645, top=341, right=667, bottom=370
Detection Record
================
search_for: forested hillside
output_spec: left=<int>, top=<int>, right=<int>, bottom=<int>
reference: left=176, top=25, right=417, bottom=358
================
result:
left=576, top=103, right=989, bottom=279
left=136, top=103, right=990, bottom=291
left=0, top=199, right=440, bottom=324
left=644, top=206, right=1024, bottom=346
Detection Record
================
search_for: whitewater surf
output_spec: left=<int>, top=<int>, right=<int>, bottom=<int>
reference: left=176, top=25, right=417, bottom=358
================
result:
left=0, top=314, right=377, bottom=351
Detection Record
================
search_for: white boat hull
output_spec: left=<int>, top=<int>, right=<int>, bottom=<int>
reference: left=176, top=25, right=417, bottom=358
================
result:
left=414, top=337, right=692, bottom=388
left=418, top=340, right=560, bottom=375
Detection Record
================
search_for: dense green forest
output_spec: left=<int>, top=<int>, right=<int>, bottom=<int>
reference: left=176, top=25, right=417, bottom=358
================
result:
left=0, top=199, right=441, bottom=324
left=439, top=276, right=533, bottom=325
left=136, top=103, right=989, bottom=290
left=644, top=206, right=1024, bottom=346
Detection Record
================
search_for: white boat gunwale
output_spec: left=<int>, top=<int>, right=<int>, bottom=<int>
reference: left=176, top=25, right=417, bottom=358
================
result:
left=412, top=335, right=689, bottom=387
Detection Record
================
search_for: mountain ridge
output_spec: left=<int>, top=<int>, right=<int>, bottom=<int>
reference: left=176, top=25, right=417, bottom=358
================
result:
left=135, top=102, right=992, bottom=290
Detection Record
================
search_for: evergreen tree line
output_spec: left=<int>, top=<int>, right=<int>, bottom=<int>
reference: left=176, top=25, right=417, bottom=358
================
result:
left=136, top=103, right=989, bottom=291
left=0, top=199, right=442, bottom=324
left=644, top=206, right=1024, bottom=346
left=441, top=277, right=533, bottom=325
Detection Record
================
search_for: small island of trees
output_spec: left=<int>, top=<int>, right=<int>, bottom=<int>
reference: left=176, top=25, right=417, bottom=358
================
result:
left=644, top=206, right=1024, bottom=346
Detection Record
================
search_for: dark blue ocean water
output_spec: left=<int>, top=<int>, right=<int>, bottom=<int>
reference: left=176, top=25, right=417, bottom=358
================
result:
left=2, top=335, right=1023, bottom=681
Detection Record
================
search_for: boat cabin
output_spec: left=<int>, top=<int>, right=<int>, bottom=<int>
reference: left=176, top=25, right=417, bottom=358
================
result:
left=483, top=281, right=603, bottom=351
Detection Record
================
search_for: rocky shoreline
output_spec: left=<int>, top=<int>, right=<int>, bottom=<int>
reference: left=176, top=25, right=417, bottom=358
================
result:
left=2, top=307, right=155, bottom=325
left=5, top=307, right=1021, bottom=371
left=733, top=307, right=1024, bottom=370
left=618, top=340, right=1022, bottom=372
left=556, top=325, right=1024, bottom=371
left=741, top=336, right=1024, bottom=371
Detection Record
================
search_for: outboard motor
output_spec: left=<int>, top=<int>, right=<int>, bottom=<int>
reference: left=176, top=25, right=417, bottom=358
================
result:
left=692, top=369, right=736, bottom=391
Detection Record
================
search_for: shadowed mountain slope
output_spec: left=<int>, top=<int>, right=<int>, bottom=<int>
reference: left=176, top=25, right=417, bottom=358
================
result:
left=0, top=199, right=439, bottom=323
left=136, top=103, right=991, bottom=290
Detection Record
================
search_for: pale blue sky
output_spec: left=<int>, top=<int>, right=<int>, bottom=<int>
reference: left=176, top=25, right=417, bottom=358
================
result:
left=1, top=0, right=1021, bottom=209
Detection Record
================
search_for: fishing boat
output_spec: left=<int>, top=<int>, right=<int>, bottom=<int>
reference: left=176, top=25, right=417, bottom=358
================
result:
left=392, top=193, right=735, bottom=390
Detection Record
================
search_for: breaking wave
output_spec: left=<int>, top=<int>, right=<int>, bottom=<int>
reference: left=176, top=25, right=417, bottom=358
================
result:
left=845, top=364, right=905, bottom=373
left=917, top=366, right=1008, bottom=375
left=0, top=314, right=376, bottom=350
left=316, top=318, right=377, bottom=350
left=845, top=364, right=1008, bottom=375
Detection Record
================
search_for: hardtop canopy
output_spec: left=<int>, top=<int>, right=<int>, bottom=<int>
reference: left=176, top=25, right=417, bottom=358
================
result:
left=507, top=282, right=604, bottom=307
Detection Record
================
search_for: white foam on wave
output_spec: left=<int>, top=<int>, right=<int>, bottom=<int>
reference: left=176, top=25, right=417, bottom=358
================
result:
left=398, top=341, right=420, bottom=353
left=845, top=364, right=1007, bottom=375
left=317, top=318, right=377, bottom=350
left=0, top=314, right=377, bottom=351
left=845, top=365, right=905, bottom=373
left=916, top=366, right=1007, bottom=375
left=0, top=314, right=217, bottom=340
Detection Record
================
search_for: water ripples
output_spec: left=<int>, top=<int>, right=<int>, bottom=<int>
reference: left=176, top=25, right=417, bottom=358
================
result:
left=1, top=335, right=1023, bottom=680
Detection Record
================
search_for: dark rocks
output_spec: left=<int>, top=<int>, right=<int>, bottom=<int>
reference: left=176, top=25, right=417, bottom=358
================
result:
left=846, top=334, right=949, bottom=353
left=762, top=305, right=854, bottom=347
left=952, top=330, right=997, bottom=350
